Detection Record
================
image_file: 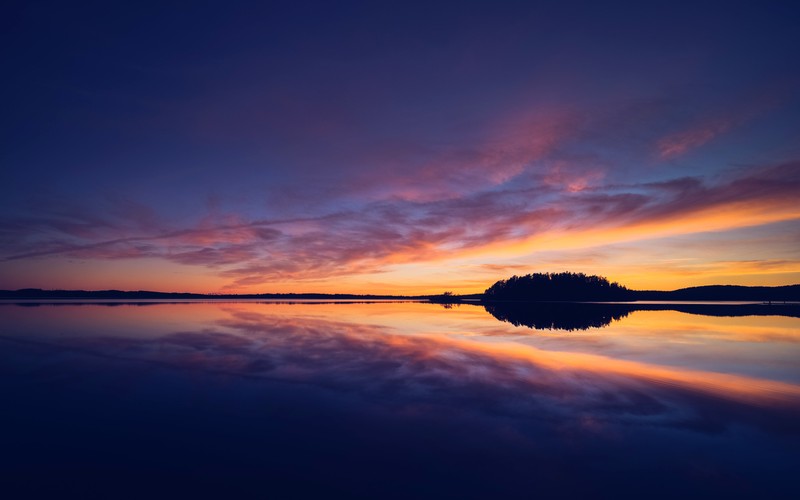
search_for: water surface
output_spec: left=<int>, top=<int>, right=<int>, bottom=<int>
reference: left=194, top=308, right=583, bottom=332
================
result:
left=1, top=301, right=798, bottom=498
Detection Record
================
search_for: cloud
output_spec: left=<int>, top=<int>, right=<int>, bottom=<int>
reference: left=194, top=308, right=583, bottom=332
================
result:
left=653, top=88, right=784, bottom=161
left=657, top=118, right=733, bottom=160
left=1, top=161, right=799, bottom=290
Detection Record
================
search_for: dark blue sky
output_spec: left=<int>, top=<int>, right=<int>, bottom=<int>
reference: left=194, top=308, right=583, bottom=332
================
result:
left=2, top=0, right=799, bottom=292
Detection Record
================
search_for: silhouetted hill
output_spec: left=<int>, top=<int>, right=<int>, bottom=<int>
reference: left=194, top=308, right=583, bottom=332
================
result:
left=636, top=284, right=800, bottom=302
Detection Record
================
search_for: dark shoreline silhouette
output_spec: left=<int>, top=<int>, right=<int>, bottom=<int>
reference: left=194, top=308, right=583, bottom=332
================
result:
left=2, top=272, right=799, bottom=330
left=0, top=289, right=417, bottom=300
left=4, top=283, right=798, bottom=302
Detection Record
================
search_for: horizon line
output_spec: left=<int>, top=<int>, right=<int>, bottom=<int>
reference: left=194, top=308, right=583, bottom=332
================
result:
left=2, top=281, right=800, bottom=297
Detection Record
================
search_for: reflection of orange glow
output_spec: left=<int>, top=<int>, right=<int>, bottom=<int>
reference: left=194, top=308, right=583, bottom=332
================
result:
left=10, top=302, right=798, bottom=410
left=620, top=310, right=800, bottom=344
left=445, top=335, right=800, bottom=406
left=225, top=303, right=800, bottom=407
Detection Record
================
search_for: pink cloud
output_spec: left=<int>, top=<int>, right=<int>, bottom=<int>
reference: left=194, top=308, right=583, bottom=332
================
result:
left=654, top=88, right=784, bottom=161
left=656, top=118, right=732, bottom=160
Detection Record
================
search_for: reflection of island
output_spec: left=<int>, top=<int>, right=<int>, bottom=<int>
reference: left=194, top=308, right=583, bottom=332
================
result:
left=483, top=302, right=633, bottom=331
left=482, top=301, right=800, bottom=331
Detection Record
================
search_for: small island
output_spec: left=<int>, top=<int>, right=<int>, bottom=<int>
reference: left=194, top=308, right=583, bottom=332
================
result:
left=432, top=272, right=800, bottom=330
left=484, top=272, right=633, bottom=302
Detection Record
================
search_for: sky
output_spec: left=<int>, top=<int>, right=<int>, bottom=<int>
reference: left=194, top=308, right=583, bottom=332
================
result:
left=2, top=0, right=799, bottom=294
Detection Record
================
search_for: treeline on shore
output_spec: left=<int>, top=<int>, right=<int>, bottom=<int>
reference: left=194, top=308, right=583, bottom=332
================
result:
left=0, top=289, right=414, bottom=300
left=2, top=272, right=799, bottom=302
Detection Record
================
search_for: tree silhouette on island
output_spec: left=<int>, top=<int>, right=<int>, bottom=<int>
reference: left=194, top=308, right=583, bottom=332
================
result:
left=483, top=272, right=632, bottom=302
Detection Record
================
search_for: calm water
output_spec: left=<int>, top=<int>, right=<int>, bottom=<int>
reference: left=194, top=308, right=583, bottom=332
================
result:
left=1, top=301, right=798, bottom=499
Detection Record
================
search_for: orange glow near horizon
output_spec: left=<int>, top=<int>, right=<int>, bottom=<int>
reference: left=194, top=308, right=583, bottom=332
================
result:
left=1, top=182, right=798, bottom=294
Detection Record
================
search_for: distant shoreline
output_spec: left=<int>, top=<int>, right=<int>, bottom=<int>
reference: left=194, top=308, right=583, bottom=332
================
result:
left=0, top=289, right=420, bottom=301
left=0, top=298, right=423, bottom=305
left=1, top=282, right=799, bottom=302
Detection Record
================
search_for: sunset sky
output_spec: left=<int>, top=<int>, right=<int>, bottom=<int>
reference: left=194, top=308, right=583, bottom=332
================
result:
left=2, top=1, right=799, bottom=294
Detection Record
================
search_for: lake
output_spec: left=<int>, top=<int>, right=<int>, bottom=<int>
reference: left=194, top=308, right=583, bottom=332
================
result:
left=1, top=301, right=798, bottom=498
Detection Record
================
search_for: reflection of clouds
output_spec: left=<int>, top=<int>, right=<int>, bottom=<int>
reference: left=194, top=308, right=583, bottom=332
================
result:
left=44, top=307, right=800, bottom=437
